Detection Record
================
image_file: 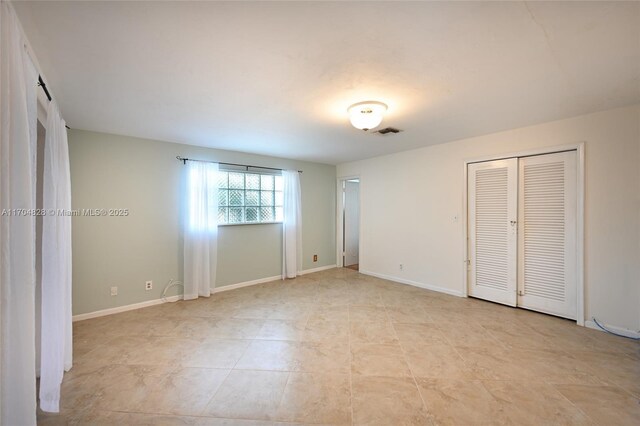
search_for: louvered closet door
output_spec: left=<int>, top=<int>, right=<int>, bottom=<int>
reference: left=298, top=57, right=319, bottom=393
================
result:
left=468, top=159, right=518, bottom=306
left=517, top=151, right=577, bottom=319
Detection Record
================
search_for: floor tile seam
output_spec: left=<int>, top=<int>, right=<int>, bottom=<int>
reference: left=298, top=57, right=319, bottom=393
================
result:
left=485, top=319, right=553, bottom=343
left=196, top=336, right=254, bottom=416
left=239, top=338, right=350, bottom=347
left=475, top=324, right=515, bottom=351
left=447, top=342, right=488, bottom=376
left=272, top=370, right=293, bottom=422
left=201, top=368, right=233, bottom=414
left=474, top=379, right=529, bottom=421
left=599, top=379, right=640, bottom=399
left=382, top=303, right=432, bottom=423
left=421, top=321, right=460, bottom=348
left=300, top=300, right=316, bottom=328
left=477, top=376, right=636, bottom=423
left=85, top=367, right=180, bottom=414
left=550, top=382, right=601, bottom=425
left=347, top=296, right=355, bottom=426
left=230, top=365, right=350, bottom=374
left=550, top=348, right=639, bottom=387
left=101, top=408, right=319, bottom=424
left=620, top=351, right=640, bottom=362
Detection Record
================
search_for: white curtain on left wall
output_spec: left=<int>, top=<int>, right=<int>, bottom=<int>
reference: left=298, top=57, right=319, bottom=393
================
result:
left=39, top=100, right=73, bottom=413
left=282, top=170, right=302, bottom=279
left=0, top=2, right=39, bottom=424
left=184, top=161, right=219, bottom=299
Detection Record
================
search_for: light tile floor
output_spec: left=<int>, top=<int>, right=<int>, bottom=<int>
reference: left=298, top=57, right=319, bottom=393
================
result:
left=38, top=268, right=640, bottom=425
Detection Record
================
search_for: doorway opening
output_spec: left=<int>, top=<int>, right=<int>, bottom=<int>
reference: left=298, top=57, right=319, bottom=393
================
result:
left=337, top=177, right=360, bottom=271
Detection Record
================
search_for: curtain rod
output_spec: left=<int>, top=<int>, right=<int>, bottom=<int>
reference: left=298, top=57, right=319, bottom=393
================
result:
left=176, top=156, right=302, bottom=173
left=38, top=75, right=52, bottom=101
left=37, top=75, right=71, bottom=130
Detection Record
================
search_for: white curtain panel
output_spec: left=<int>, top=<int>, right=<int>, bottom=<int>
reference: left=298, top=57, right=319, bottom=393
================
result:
left=184, top=161, right=219, bottom=299
left=0, top=2, right=39, bottom=424
left=39, top=100, right=73, bottom=413
left=282, top=170, right=302, bottom=279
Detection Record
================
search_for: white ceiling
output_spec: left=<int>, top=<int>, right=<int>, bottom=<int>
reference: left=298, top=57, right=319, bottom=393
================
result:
left=13, top=1, right=640, bottom=165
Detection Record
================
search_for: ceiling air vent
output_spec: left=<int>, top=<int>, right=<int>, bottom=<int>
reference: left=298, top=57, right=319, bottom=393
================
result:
left=375, top=127, right=402, bottom=135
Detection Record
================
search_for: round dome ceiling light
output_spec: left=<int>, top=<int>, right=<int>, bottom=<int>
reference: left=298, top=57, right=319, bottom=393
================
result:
left=348, top=101, right=388, bottom=131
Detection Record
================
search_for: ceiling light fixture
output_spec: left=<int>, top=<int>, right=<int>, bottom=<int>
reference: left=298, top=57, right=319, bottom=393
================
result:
left=348, top=101, right=388, bottom=131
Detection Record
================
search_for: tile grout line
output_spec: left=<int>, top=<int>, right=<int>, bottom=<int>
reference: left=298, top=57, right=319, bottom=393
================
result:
left=550, top=382, right=599, bottom=424
left=197, top=329, right=253, bottom=416
left=272, top=369, right=293, bottom=423
left=383, top=301, right=434, bottom=425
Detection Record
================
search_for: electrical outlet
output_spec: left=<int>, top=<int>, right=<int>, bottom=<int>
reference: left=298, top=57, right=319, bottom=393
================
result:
left=145, top=280, right=153, bottom=291
left=313, top=254, right=318, bottom=262
left=110, top=286, right=118, bottom=296
left=399, top=264, right=404, bottom=271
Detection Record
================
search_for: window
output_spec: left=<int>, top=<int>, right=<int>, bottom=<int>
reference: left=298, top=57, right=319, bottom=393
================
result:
left=218, top=170, right=283, bottom=224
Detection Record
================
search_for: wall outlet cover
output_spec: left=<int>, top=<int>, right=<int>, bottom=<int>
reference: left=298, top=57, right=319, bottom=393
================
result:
left=145, top=280, right=153, bottom=290
left=110, top=286, right=118, bottom=296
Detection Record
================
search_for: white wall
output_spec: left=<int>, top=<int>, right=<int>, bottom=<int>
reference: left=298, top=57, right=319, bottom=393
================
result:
left=338, top=104, right=640, bottom=332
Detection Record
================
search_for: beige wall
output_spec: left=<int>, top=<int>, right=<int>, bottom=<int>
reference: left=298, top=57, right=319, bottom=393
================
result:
left=338, top=105, right=640, bottom=332
left=69, top=130, right=336, bottom=315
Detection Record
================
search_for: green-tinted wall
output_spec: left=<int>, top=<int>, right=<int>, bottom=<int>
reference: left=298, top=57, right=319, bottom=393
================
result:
left=69, top=130, right=336, bottom=315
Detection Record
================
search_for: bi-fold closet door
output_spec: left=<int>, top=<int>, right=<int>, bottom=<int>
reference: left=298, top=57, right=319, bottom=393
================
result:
left=468, top=151, right=577, bottom=319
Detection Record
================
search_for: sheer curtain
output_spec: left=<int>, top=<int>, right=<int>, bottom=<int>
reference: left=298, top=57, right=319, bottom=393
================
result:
left=282, top=170, right=302, bottom=279
left=0, top=2, right=39, bottom=424
left=39, top=100, right=73, bottom=413
left=184, top=161, right=219, bottom=299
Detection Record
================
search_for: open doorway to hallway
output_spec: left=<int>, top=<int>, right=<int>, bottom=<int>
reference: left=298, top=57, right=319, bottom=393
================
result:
left=342, top=178, right=360, bottom=271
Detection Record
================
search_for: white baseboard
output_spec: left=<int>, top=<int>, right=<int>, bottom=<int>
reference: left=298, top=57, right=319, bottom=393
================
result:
left=212, top=265, right=337, bottom=293
left=299, top=264, right=337, bottom=275
left=72, top=295, right=182, bottom=322
left=72, top=266, right=337, bottom=322
left=212, top=275, right=281, bottom=293
left=585, top=320, right=640, bottom=339
left=360, top=269, right=464, bottom=298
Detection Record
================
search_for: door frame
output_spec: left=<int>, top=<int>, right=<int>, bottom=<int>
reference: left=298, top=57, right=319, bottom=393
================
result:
left=462, top=143, right=585, bottom=326
left=336, top=175, right=361, bottom=268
